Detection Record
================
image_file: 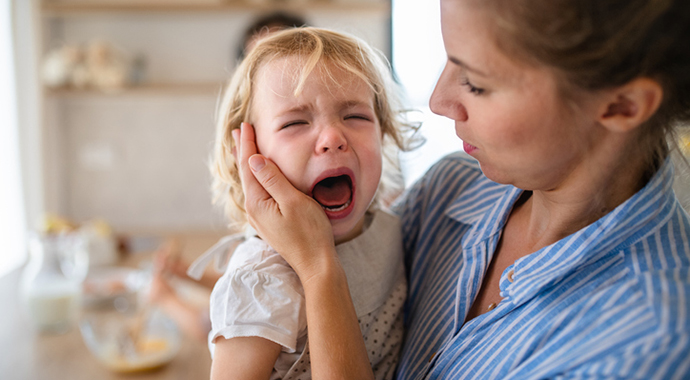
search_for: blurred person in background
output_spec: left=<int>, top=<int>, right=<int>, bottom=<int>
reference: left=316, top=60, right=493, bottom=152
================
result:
left=147, top=11, right=308, bottom=343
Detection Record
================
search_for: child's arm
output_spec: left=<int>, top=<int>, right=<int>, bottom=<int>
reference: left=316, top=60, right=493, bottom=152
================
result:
left=234, top=123, right=375, bottom=380
left=210, top=337, right=282, bottom=380
left=148, top=273, right=210, bottom=342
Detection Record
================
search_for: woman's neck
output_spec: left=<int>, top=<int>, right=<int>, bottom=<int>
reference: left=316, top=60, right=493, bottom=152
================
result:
left=513, top=137, right=653, bottom=253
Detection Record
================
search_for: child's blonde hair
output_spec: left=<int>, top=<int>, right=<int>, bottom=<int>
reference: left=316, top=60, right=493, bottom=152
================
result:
left=211, top=27, right=416, bottom=228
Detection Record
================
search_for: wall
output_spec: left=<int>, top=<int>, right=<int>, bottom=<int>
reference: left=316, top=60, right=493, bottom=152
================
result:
left=41, top=5, right=391, bottom=232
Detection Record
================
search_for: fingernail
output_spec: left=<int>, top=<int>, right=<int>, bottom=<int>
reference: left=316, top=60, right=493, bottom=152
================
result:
left=249, top=155, right=266, bottom=171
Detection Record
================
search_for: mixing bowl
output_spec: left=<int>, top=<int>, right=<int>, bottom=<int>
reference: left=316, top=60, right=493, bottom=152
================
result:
left=79, top=283, right=181, bottom=373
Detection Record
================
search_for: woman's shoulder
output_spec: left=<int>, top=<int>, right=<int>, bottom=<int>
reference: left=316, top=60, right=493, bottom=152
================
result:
left=617, top=203, right=690, bottom=330
left=425, top=151, right=482, bottom=181
left=407, top=152, right=484, bottom=196
left=642, top=267, right=690, bottom=331
left=394, top=152, right=487, bottom=213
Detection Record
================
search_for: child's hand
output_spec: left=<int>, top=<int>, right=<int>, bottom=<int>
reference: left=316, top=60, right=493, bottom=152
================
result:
left=234, top=122, right=339, bottom=283
left=148, top=272, right=176, bottom=305
left=152, top=239, right=186, bottom=279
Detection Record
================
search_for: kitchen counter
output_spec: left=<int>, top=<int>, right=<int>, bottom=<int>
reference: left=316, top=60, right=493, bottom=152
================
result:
left=0, top=232, right=226, bottom=380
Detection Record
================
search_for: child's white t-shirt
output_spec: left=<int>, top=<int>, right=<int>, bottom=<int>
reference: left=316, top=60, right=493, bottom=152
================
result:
left=208, top=208, right=407, bottom=380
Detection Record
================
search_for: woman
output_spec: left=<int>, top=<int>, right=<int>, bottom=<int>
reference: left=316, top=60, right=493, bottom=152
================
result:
left=234, top=0, right=690, bottom=378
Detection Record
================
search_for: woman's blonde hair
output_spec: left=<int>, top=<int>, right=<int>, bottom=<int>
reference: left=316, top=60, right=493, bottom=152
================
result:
left=211, top=27, right=417, bottom=228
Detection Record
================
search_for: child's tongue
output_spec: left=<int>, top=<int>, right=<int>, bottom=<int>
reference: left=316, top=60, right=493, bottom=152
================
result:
left=312, top=176, right=352, bottom=207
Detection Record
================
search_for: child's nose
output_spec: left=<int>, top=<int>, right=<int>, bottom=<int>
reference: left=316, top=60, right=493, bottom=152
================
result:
left=315, top=123, right=348, bottom=153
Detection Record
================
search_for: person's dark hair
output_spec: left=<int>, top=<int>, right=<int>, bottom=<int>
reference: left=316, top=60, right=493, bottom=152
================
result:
left=236, top=11, right=308, bottom=60
left=477, top=0, right=690, bottom=171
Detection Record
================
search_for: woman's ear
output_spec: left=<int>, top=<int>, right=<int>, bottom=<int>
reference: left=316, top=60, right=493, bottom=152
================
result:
left=597, top=77, right=663, bottom=132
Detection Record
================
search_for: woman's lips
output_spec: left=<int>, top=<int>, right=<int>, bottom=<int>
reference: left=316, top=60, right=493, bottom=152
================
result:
left=463, top=141, right=477, bottom=154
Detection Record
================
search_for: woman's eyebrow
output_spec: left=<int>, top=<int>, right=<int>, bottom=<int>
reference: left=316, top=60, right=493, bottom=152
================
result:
left=449, top=55, right=490, bottom=77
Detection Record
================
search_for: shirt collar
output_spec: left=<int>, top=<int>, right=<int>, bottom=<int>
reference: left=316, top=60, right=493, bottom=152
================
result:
left=509, top=158, right=676, bottom=304
left=446, top=158, right=677, bottom=304
left=445, top=172, right=520, bottom=246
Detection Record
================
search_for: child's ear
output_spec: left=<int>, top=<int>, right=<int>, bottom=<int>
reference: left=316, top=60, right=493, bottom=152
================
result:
left=597, top=77, right=663, bottom=133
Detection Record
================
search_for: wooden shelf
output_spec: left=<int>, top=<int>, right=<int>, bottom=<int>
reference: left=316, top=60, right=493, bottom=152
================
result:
left=44, top=82, right=226, bottom=97
left=42, top=1, right=390, bottom=16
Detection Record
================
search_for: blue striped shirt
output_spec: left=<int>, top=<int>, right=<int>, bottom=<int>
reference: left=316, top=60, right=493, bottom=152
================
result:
left=392, top=152, right=690, bottom=379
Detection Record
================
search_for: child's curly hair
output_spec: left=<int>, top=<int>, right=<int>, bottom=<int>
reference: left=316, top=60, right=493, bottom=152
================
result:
left=211, top=27, right=418, bottom=228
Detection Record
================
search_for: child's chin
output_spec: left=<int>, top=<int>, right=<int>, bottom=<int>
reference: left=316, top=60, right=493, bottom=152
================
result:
left=332, top=220, right=363, bottom=245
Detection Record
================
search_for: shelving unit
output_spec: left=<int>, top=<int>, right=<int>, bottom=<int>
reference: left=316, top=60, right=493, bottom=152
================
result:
left=40, top=1, right=390, bottom=95
left=42, top=0, right=389, bottom=15
left=44, top=82, right=223, bottom=97
left=38, top=0, right=391, bottom=231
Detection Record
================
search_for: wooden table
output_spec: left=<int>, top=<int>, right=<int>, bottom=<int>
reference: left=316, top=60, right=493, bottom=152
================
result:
left=0, top=232, right=225, bottom=380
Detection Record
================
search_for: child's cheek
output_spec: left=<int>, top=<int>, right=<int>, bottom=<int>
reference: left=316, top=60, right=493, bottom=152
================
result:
left=272, top=158, right=308, bottom=195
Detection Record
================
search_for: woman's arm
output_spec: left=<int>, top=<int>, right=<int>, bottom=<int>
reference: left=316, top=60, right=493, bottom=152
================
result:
left=233, top=123, right=374, bottom=380
left=300, top=260, right=374, bottom=379
left=210, top=337, right=282, bottom=380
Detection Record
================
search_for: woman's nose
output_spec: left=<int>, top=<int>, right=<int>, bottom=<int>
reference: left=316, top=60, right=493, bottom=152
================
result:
left=429, top=64, right=468, bottom=122
left=315, top=123, right=348, bottom=153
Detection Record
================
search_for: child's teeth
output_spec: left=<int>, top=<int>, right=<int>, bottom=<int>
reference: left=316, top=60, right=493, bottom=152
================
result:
left=321, top=198, right=351, bottom=212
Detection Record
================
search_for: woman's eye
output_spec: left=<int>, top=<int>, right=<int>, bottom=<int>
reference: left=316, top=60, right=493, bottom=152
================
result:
left=461, top=78, right=485, bottom=95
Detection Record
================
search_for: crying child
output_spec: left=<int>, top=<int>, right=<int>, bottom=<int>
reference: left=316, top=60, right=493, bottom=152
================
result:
left=194, top=27, right=413, bottom=380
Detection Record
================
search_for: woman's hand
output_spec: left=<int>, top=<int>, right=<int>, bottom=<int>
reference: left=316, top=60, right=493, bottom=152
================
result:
left=235, top=122, right=374, bottom=380
left=234, top=123, right=338, bottom=283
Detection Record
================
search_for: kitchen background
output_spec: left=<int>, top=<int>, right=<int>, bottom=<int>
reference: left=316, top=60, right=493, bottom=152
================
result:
left=41, top=0, right=461, bottom=227
left=1, top=3, right=461, bottom=378
left=40, top=0, right=392, bottom=231
left=2, top=1, right=689, bottom=378
left=2, top=0, right=461, bottom=275
left=3, top=0, right=689, bottom=274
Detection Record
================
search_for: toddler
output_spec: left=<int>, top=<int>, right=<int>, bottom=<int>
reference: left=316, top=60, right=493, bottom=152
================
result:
left=190, top=27, right=416, bottom=380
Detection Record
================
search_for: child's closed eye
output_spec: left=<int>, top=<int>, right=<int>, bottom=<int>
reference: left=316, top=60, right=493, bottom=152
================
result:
left=344, top=114, right=373, bottom=122
left=281, top=120, right=309, bottom=129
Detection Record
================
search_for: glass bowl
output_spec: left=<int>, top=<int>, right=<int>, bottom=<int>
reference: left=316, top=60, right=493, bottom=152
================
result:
left=79, top=296, right=181, bottom=373
left=82, top=267, right=146, bottom=307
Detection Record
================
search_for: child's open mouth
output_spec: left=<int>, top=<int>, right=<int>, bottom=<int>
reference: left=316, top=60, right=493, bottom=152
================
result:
left=311, top=174, right=354, bottom=217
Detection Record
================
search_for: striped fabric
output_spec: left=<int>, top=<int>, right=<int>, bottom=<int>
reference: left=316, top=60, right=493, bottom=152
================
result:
left=392, top=152, right=690, bottom=379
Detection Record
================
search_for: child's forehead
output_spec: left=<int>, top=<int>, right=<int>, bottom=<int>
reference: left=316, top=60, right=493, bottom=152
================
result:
left=249, top=56, right=377, bottom=120
left=255, top=56, right=364, bottom=90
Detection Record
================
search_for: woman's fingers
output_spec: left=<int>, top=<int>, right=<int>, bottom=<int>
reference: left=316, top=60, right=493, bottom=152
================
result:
left=235, top=123, right=272, bottom=206
left=233, top=122, right=334, bottom=278
left=247, top=155, right=304, bottom=209
left=236, top=122, right=310, bottom=214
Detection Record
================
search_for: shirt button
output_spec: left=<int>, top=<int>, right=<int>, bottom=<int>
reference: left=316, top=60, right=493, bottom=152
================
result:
left=507, top=269, right=515, bottom=283
left=428, top=352, right=436, bottom=362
